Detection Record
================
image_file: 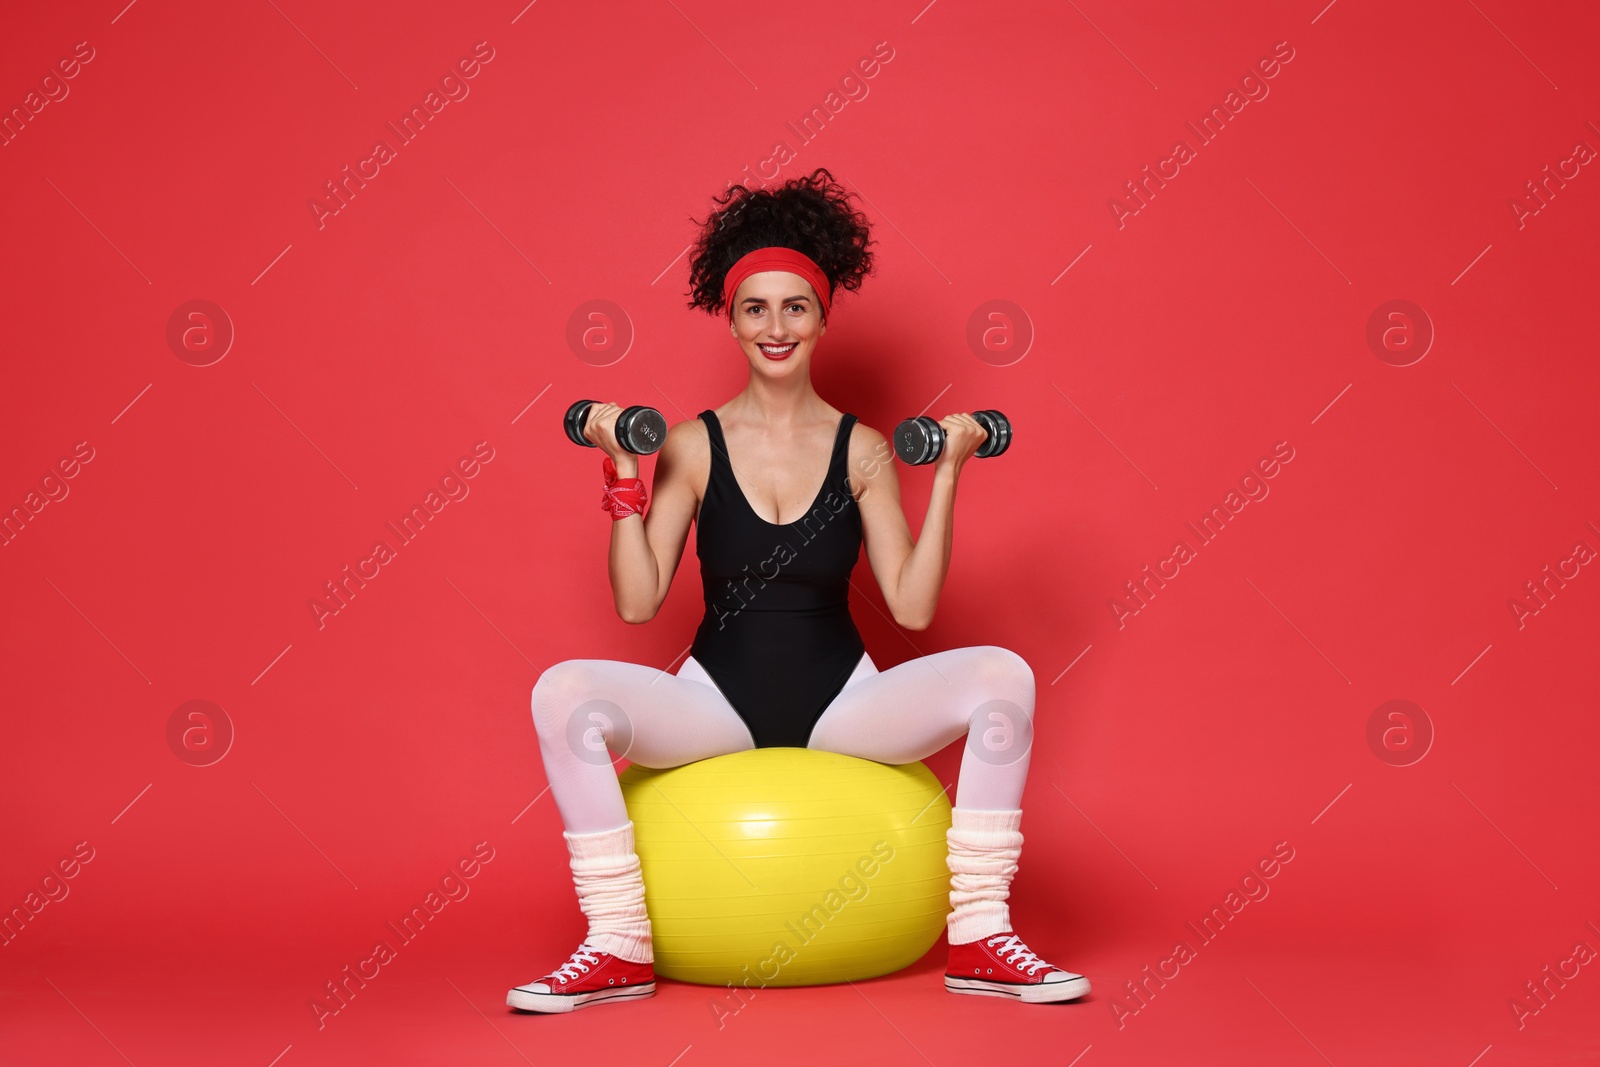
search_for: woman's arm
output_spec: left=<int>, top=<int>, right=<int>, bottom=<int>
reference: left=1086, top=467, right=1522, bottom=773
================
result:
left=851, top=414, right=988, bottom=631
left=588, top=408, right=701, bottom=624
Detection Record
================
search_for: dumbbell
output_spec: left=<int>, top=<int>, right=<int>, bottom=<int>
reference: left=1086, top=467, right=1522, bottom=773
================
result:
left=564, top=399, right=667, bottom=456
left=893, top=409, right=1012, bottom=465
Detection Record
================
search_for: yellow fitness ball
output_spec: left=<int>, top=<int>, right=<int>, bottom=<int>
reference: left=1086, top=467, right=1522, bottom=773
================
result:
left=618, top=747, right=953, bottom=987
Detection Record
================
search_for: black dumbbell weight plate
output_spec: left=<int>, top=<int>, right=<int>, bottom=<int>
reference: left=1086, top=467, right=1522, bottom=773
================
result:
left=973, top=410, right=1012, bottom=459
left=617, top=406, right=667, bottom=456
left=565, top=400, right=599, bottom=447
left=893, top=415, right=944, bottom=466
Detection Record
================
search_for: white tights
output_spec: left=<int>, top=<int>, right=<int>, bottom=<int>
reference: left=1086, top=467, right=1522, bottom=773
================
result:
left=531, top=645, right=1036, bottom=834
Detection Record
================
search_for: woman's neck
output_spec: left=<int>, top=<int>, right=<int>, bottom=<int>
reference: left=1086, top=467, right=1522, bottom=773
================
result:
left=731, top=371, right=828, bottom=429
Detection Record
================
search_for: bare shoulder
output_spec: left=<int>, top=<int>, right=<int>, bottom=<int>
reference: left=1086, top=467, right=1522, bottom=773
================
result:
left=848, top=418, right=890, bottom=457
left=845, top=419, right=894, bottom=496
left=667, top=414, right=711, bottom=450
left=661, top=416, right=710, bottom=469
left=656, top=416, right=711, bottom=509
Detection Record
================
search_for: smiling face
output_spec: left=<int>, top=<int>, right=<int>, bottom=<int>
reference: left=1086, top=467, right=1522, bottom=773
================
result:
left=728, top=270, right=826, bottom=371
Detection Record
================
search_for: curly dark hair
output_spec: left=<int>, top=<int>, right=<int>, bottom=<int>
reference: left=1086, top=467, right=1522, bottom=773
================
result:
left=684, top=167, right=876, bottom=320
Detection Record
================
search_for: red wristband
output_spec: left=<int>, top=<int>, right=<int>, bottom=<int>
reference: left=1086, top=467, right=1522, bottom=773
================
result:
left=601, top=455, right=647, bottom=520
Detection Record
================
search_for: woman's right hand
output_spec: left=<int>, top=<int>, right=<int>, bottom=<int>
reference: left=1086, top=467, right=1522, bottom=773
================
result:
left=582, top=401, right=638, bottom=474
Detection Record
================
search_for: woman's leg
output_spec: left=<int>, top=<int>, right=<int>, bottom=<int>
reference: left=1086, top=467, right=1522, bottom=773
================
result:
left=526, top=655, right=755, bottom=967
left=806, top=645, right=1055, bottom=964
left=532, top=655, right=757, bottom=833
left=806, top=645, right=1036, bottom=810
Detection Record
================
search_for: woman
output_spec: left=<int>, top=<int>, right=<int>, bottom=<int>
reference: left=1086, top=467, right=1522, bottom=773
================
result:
left=508, top=169, right=1088, bottom=1012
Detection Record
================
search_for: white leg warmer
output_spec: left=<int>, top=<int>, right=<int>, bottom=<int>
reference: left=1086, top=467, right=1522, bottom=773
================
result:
left=565, top=821, right=653, bottom=964
left=945, top=807, right=1023, bottom=945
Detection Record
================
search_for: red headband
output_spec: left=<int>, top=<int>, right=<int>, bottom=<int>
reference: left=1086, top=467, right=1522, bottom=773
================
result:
left=723, top=246, right=832, bottom=320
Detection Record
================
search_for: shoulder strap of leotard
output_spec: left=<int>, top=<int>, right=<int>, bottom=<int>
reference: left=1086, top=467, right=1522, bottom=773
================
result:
left=831, top=413, right=856, bottom=463
left=698, top=410, right=733, bottom=483
left=829, top=413, right=857, bottom=491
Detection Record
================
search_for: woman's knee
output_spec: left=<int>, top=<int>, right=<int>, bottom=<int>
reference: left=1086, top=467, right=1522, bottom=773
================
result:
left=959, top=648, right=1036, bottom=767
left=970, top=645, right=1035, bottom=706
left=531, top=659, right=612, bottom=740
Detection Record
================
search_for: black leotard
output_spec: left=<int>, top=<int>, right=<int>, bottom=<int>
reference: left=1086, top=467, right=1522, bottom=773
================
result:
left=689, top=409, right=866, bottom=748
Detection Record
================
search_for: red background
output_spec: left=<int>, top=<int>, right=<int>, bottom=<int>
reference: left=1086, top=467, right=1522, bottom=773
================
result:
left=3, top=1, right=1597, bottom=1064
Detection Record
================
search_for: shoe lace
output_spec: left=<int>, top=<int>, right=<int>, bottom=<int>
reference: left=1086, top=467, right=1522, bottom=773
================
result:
left=987, top=934, right=1049, bottom=975
left=546, top=942, right=603, bottom=982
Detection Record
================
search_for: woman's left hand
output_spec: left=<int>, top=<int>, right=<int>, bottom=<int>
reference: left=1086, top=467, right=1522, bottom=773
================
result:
left=932, top=412, right=989, bottom=477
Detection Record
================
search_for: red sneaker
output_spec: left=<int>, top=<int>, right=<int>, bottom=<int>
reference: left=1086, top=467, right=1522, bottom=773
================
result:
left=945, top=931, right=1090, bottom=1003
left=507, top=941, right=656, bottom=1013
